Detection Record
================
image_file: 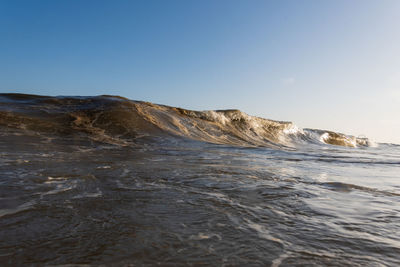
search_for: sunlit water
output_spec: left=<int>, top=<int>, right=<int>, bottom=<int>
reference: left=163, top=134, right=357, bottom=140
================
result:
left=1, top=130, right=399, bottom=266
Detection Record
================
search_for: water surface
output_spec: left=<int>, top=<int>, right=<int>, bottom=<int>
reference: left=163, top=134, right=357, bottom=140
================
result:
left=0, top=94, right=399, bottom=266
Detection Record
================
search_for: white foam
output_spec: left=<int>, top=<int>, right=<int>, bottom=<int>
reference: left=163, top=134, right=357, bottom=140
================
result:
left=244, top=218, right=284, bottom=245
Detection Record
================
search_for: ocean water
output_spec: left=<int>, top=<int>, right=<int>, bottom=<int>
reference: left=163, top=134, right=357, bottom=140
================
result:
left=0, top=94, right=399, bottom=266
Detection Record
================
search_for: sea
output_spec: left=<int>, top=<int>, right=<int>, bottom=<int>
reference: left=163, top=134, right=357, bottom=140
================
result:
left=1, top=93, right=399, bottom=266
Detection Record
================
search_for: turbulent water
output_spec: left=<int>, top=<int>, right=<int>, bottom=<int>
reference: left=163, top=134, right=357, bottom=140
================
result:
left=0, top=93, right=399, bottom=266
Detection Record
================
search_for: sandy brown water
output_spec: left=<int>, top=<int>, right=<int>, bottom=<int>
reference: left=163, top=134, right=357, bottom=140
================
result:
left=1, top=94, right=399, bottom=266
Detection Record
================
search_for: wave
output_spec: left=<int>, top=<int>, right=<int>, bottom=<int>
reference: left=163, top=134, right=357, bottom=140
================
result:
left=0, top=93, right=374, bottom=148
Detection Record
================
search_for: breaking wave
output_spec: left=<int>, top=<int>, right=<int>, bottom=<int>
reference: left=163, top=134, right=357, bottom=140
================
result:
left=0, top=93, right=374, bottom=148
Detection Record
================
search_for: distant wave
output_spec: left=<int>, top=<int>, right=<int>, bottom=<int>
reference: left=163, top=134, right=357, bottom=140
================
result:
left=0, top=93, right=375, bottom=148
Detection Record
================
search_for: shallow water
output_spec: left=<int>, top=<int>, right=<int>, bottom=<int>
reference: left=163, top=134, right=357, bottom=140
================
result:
left=1, top=94, right=399, bottom=266
left=1, top=130, right=400, bottom=266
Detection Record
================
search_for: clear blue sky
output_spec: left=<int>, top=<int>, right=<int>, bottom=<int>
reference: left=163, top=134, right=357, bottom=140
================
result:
left=1, top=0, right=399, bottom=143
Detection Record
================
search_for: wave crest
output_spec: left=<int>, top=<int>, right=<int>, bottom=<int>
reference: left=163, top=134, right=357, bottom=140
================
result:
left=0, top=93, right=373, bottom=148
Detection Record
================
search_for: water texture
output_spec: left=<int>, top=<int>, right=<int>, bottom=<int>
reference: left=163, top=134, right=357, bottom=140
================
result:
left=0, top=94, right=399, bottom=266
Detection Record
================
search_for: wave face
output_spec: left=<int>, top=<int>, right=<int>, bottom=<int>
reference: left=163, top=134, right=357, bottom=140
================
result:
left=0, top=93, right=373, bottom=148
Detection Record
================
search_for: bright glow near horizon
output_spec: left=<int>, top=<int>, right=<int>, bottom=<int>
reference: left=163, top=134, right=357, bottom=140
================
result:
left=0, top=0, right=399, bottom=143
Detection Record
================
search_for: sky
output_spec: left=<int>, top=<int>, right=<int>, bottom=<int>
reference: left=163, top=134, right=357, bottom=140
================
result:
left=0, top=0, right=399, bottom=143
